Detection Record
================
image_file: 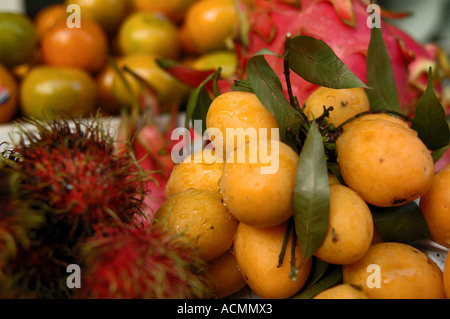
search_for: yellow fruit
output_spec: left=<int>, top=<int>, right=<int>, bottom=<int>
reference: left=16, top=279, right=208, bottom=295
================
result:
left=314, top=184, right=373, bottom=265
left=20, top=66, right=96, bottom=120
left=336, top=118, right=434, bottom=207
left=165, top=148, right=224, bottom=198
left=233, top=222, right=312, bottom=299
left=312, top=284, right=368, bottom=299
left=118, top=12, right=180, bottom=60
left=303, top=87, right=370, bottom=127
left=153, top=188, right=238, bottom=262
left=220, top=140, right=299, bottom=228
left=184, top=0, right=238, bottom=54
left=206, top=91, right=278, bottom=157
left=419, top=169, right=450, bottom=248
left=343, top=242, right=445, bottom=299
left=208, top=250, right=246, bottom=298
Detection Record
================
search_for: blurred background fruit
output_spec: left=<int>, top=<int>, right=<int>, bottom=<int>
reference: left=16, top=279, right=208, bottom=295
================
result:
left=40, top=18, right=109, bottom=73
left=190, top=50, right=237, bottom=79
left=132, top=0, right=197, bottom=24
left=95, top=61, right=123, bottom=115
left=183, top=0, right=238, bottom=54
left=65, top=0, right=131, bottom=35
left=0, top=12, right=38, bottom=67
left=110, top=54, right=189, bottom=112
left=117, top=11, right=180, bottom=59
left=20, top=65, right=97, bottom=120
left=34, top=3, right=67, bottom=39
left=0, top=64, right=19, bottom=123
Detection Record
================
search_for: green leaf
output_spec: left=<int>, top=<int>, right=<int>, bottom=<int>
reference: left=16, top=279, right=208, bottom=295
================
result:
left=293, top=121, right=330, bottom=264
left=411, top=68, right=450, bottom=151
left=366, top=26, right=402, bottom=112
left=292, top=266, right=342, bottom=299
left=370, top=201, right=430, bottom=244
left=184, top=71, right=217, bottom=129
left=288, top=35, right=369, bottom=89
left=246, top=54, right=302, bottom=146
left=432, top=145, right=450, bottom=163
left=191, top=87, right=212, bottom=136
left=301, top=257, right=330, bottom=290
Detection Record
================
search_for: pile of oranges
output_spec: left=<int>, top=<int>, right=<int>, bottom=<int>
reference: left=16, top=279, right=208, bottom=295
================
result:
left=0, top=0, right=240, bottom=124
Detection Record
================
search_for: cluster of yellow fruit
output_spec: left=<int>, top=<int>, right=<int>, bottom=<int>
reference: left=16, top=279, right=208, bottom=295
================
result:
left=0, top=0, right=240, bottom=124
left=153, top=87, right=450, bottom=299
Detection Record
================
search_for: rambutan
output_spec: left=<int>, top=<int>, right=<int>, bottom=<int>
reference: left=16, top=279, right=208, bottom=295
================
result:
left=0, top=115, right=152, bottom=298
left=11, top=116, right=149, bottom=239
left=0, top=157, right=45, bottom=298
left=75, top=225, right=215, bottom=299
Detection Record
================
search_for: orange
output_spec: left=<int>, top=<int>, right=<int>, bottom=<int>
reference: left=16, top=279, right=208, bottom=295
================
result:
left=132, top=0, right=197, bottom=23
left=111, top=54, right=189, bottom=112
left=0, top=12, right=38, bottom=67
left=40, top=18, right=109, bottom=73
left=0, top=64, right=19, bottom=123
left=20, top=65, right=97, bottom=120
left=34, top=4, right=68, bottom=39
left=117, top=12, right=180, bottom=60
left=65, top=0, right=131, bottom=35
left=183, top=0, right=238, bottom=54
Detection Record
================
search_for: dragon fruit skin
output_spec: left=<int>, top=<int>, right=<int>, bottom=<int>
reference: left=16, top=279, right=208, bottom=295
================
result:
left=236, top=0, right=448, bottom=116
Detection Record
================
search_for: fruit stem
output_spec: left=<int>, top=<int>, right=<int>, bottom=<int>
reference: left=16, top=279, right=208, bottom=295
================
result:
left=283, top=34, right=309, bottom=123
left=277, top=219, right=292, bottom=268
left=289, top=226, right=299, bottom=281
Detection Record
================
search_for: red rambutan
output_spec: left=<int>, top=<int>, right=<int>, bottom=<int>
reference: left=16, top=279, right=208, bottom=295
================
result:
left=75, top=225, right=215, bottom=299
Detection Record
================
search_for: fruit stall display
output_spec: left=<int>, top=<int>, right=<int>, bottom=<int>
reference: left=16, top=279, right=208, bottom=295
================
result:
left=0, top=0, right=450, bottom=299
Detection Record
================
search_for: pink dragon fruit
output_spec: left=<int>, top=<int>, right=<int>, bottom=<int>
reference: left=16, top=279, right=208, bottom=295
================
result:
left=235, top=0, right=449, bottom=116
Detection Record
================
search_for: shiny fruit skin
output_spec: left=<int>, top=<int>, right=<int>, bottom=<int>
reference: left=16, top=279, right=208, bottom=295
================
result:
left=343, top=242, right=445, bottom=299
left=336, top=118, right=434, bottom=207
left=153, top=188, right=238, bottom=262
left=20, top=66, right=97, bottom=120
left=220, top=140, right=299, bottom=228
left=0, top=13, right=38, bottom=68
left=233, top=222, right=312, bottom=299
left=303, top=87, right=370, bottom=127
